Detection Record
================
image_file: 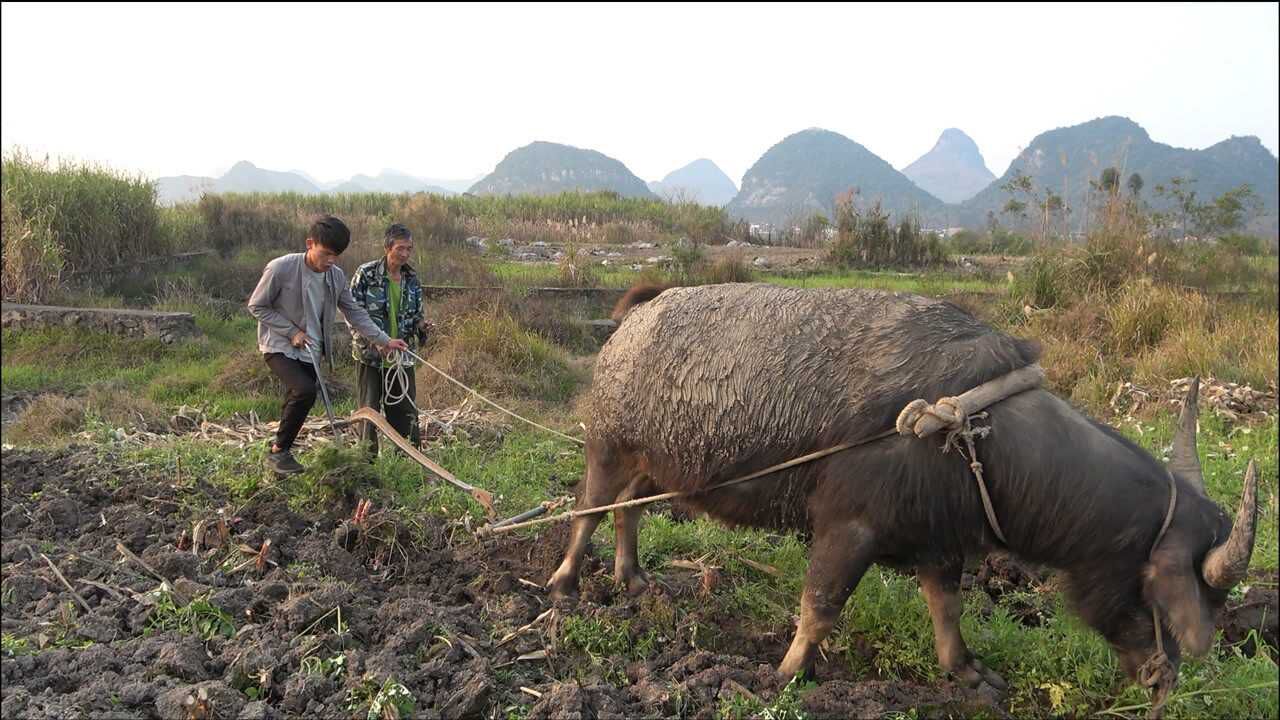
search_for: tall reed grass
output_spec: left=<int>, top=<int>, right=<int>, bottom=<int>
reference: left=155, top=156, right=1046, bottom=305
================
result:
left=2, top=150, right=163, bottom=301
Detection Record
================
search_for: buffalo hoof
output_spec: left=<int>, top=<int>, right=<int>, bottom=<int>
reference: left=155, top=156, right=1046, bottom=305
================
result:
left=546, top=573, right=579, bottom=602
left=777, top=647, right=816, bottom=683
left=617, top=570, right=649, bottom=597
left=950, top=656, right=1007, bottom=693
left=775, top=662, right=814, bottom=686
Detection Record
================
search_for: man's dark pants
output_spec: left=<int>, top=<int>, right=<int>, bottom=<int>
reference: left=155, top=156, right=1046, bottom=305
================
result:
left=357, top=361, right=420, bottom=455
left=264, top=353, right=317, bottom=452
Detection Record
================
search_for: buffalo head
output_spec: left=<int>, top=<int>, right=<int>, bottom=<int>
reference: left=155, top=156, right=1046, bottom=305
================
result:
left=1143, top=377, right=1259, bottom=657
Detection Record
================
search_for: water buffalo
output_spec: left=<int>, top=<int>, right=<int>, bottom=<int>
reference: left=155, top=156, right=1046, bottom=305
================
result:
left=548, top=283, right=1258, bottom=710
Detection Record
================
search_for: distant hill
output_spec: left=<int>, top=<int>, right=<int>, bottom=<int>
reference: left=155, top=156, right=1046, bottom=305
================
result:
left=328, top=171, right=455, bottom=196
left=288, top=169, right=328, bottom=188
left=901, top=128, right=996, bottom=204
left=725, top=128, right=946, bottom=226
left=156, top=164, right=468, bottom=204
left=154, top=175, right=217, bottom=205
left=469, top=141, right=656, bottom=199
left=417, top=175, right=486, bottom=194
left=155, top=161, right=318, bottom=204
left=217, top=161, right=319, bottom=194
left=962, top=116, right=1279, bottom=235
left=648, top=158, right=738, bottom=206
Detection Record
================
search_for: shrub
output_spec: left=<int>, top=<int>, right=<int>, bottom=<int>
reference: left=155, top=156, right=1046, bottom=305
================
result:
left=1008, top=278, right=1278, bottom=416
left=554, top=242, right=601, bottom=289
left=414, top=246, right=499, bottom=287
left=394, top=193, right=465, bottom=246
left=668, top=238, right=706, bottom=284
left=827, top=201, right=947, bottom=269
left=990, top=229, right=1033, bottom=255
left=701, top=254, right=754, bottom=284
left=84, top=382, right=167, bottom=432
left=2, top=150, right=163, bottom=298
left=1161, top=242, right=1267, bottom=292
left=418, top=307, right=584, bottom=405
left=7, top=395, right=87, bottom=444
left=1104, top=281, right=1208, bottom=355
left=1217, top=233, right=1265, bottom=256
left=506, top=294, right=601, bottom=354
left=198, top=194, right=302, bottom=257
left=211, top=347, right=284, bottom=397
left=948, top=229, right=986, bottom=254
left=1131, top=297, right=1278, bottom=391
left=159, top=204, right=210, bottom=254
left=1, top=189, right=62, bottom=303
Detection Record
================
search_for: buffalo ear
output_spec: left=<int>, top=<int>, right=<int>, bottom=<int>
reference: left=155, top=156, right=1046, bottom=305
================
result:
left=1144, top=542, right=1215, bottom=657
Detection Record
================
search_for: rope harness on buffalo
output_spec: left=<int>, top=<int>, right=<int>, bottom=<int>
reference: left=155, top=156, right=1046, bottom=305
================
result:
left=896, top=397, right=1004, bottom=543
left=1139, top=472, right=1180, bottom=719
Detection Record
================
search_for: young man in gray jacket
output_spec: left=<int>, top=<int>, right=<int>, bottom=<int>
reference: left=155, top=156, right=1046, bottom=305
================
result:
left=247, top=215, right=408, bottom=474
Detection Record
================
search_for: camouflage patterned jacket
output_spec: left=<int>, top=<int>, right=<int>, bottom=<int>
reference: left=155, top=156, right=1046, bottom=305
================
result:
left=347, top=258, right=426, bottom=367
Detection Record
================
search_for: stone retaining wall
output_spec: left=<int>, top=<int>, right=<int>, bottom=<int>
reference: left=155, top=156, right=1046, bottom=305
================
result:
left=1, top=303, right=199, bottom=344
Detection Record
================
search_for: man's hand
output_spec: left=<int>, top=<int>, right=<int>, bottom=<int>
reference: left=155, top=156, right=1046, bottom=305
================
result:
left=417, top=319, right=436, bottom=344
left=290, top=330, right=309, bottom=348
left=383, top=338, right=409, bottom=353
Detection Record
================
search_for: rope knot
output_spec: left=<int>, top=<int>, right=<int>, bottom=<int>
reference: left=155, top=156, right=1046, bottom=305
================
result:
left=1137, top=649, right=1177, bottom=718
left=1137, top=651, right=1175, bottom=689
left=896, top=396, right=967, bottom=438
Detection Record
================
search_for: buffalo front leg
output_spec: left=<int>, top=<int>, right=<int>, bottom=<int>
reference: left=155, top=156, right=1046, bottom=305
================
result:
left=547, top=445, right=633, bottom=600
left=778, top=521, right=877, bottom=679
left=918, top=563, right=1007, bottom=691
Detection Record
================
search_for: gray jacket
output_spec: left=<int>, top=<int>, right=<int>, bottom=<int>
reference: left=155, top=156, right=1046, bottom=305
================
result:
left=247, top=253, right=391, bottom=369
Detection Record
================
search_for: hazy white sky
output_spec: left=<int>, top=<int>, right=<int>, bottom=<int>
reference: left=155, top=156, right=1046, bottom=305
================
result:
left=3, top=2, right=1277, bottom=186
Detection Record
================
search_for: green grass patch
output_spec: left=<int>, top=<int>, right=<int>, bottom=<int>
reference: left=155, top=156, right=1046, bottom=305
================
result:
left=395, top=430, right=584, bottom=520
left=345, top=675, right=416, bottom=720
left=144, top=590, right=235, bottom=641
left=1, top=633, right=33, bottom=657
left=0, top=312, right=364, bottom=428
left=717, top=675, right=814, bottom=720
left=560, top=615, right=658, bottom=660
left=488, top=261, right=646, bottom=289
left=765, top=269, right=1001, bottom=295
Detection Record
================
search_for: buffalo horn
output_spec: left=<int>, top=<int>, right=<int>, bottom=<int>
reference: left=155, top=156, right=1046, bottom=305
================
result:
left=1202, top=460, right=1259, bottom=590
left=1170, top=376, right=1206, bottom=494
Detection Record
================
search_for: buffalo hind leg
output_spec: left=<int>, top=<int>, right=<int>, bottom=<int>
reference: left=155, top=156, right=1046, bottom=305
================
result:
left=918, top=563, right=1007, bottom=691
left=779, top=521, right=877, bottom=679
left=547, top=443, right=632, bottom=599
left=612, top=475, right=654, bottom=596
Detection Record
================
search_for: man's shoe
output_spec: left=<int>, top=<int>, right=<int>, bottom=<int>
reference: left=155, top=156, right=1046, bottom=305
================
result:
left=266, top=449, right=305, bottom=475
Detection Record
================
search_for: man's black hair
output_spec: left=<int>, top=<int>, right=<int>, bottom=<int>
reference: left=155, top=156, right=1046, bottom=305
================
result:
left=308, top=215, right=351, bottom=254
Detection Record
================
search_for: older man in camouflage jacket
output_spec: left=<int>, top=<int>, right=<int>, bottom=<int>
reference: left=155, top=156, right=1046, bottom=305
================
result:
left=347, top=223, right=433, bottom=456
